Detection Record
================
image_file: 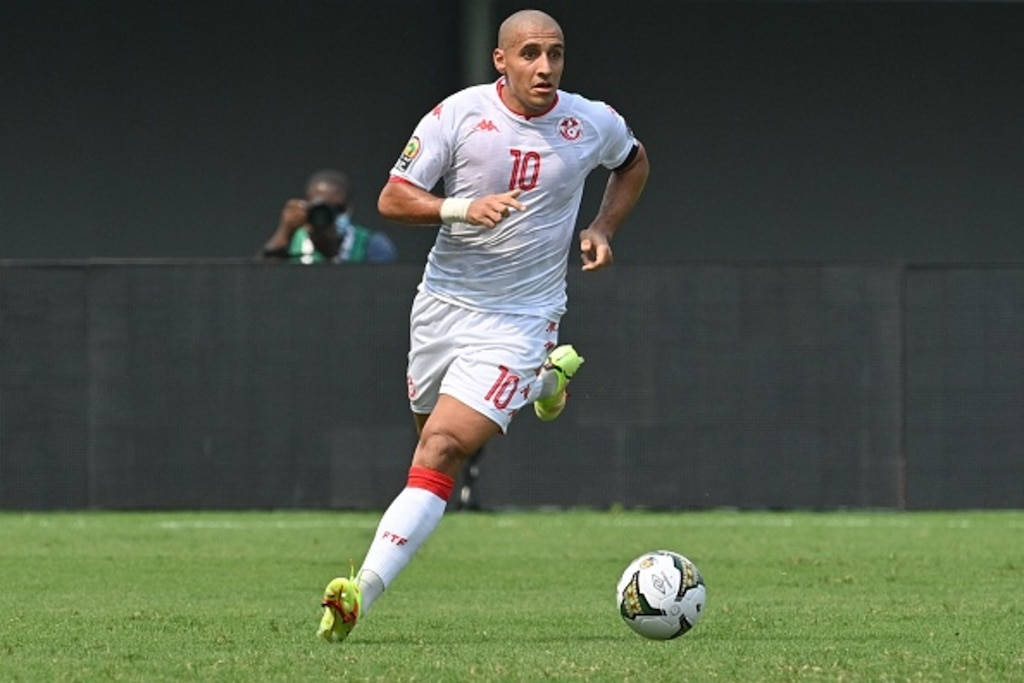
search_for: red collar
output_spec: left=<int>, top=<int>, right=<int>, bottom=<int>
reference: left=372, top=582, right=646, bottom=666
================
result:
left=495, top=78, right=559, bottom=120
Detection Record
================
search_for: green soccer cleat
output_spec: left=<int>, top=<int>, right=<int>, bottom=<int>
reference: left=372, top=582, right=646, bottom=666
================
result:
left=534, top=344, right=584, bottom=422
left=317, top=575, right=362, bottom=643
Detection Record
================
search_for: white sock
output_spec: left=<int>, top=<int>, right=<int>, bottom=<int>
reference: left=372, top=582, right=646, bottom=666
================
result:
left=535, top=365, right=561, bottom=400
left=355, top=569, right=385, bottom=615
left=355, top=466, right=453, bottom=615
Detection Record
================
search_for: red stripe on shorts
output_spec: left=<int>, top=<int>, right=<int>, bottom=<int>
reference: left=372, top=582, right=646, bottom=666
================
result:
left=407, top=465, right=454, bottom=501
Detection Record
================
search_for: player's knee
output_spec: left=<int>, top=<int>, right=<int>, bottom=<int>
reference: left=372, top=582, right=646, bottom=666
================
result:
left=414, top=427, right=472, bottom=473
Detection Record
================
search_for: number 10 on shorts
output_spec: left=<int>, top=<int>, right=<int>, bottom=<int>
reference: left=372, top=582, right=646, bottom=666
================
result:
left=484, top=364, right=526, bottom=410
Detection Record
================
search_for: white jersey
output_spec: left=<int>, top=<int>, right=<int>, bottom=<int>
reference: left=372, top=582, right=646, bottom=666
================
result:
left=390, top=78, right=637, bottom=320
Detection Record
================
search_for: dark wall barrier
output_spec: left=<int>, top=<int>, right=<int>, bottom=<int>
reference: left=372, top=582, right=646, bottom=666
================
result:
left=0, top=267, right=91, bottom=508
left=490, top=264, right=905, bottom=510
left=905, top=268, right=1024, bottom=508
left=1, top=262, right=421, bottom=509
left=7, top=260, right=1015, bottom=511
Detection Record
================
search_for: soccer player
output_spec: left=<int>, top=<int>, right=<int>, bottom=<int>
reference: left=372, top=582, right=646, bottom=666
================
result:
left=317, top=8, right=649, bottom=642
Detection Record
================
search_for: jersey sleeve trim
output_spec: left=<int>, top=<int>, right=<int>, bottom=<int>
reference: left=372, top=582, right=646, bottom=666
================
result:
left=388, top=174, right=425, bottom=190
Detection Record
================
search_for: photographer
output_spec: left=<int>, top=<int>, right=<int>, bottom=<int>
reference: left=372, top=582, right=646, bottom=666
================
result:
left=260, top=169, right=397, bottom=264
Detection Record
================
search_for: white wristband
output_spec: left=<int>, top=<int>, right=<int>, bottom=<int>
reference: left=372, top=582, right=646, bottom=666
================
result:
left=439, top=197, right=472, bottom=224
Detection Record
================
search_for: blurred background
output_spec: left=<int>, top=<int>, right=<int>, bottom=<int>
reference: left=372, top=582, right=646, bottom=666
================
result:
left=2, top=1, right=1022, bottom=510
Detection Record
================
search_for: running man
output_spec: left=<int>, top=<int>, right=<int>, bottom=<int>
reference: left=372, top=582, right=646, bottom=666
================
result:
left=318, top=8, right=649, bottom=642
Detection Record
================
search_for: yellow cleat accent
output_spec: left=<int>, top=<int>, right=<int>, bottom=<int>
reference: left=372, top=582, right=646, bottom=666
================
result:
left=317, top=576, right=361, bottom=643
left=534, top=344, right=584, bottom=422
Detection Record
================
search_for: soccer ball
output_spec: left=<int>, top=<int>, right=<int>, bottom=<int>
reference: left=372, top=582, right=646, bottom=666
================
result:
left=616, top=550, right=706, bottom=640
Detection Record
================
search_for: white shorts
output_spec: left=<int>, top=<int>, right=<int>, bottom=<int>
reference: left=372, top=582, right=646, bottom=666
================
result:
left=406, top=290, right=560, bottom=432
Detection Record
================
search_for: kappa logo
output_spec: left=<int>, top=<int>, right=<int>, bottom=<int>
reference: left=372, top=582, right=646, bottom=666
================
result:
left=558, top=116, right=581, bottom=141
left=473, top=118, right=499, bottom=133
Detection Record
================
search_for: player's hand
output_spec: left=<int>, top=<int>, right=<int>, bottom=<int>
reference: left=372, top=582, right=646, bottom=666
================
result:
left=579, top=227, right=614, bottom=271
left=280, top=199, right=308, bottom=232
left=466, top=190, right=526, bottom=228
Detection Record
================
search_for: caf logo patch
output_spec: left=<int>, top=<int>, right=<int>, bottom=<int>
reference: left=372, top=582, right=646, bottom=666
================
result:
left=396, top=136, right=421, bottom=171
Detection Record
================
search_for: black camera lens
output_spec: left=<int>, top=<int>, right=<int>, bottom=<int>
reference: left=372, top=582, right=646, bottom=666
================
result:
left=307, top=201, right=339, bottom=231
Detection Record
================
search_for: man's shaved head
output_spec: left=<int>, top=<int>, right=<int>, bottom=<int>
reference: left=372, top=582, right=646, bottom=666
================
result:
left=497, top=9, right=563, bottom=49
left=493, top=9, right=565, bottom=115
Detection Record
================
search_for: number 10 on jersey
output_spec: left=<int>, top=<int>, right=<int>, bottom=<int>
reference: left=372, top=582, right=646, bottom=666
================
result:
left=509, top=149, right=541, bottom=191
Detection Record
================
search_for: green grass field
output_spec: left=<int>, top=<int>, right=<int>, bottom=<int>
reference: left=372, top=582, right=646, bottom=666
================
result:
left=1, top=510, right=1022, bottom=682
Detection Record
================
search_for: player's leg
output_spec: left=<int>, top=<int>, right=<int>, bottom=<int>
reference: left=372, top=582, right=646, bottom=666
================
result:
left=348, top=318, right=550, bottom=624
left=319, top=398, right=498, bottom=642
left=318, top=295, right=550, bottom=642
left=352, top=398, right=499, bottom=609
left=533, top=343, right=585, bottom=421
left=420, top=411, right=485, bottom=511
left=318, top=293, right=446, bottom=643
left=409, top=396, right=500, bottom=476
left=319, top=412, right=429, bottom=643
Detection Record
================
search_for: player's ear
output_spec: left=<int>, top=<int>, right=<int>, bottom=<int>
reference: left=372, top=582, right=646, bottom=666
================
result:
left=492, top=48, right=506, bottom=75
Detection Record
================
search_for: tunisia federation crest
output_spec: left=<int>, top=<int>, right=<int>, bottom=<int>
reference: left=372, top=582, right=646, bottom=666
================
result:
left=558, top=116, right=581, bottom=141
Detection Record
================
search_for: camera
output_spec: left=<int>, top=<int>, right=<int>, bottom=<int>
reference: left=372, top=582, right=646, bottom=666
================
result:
left=306, top=200, right=346, bottom=231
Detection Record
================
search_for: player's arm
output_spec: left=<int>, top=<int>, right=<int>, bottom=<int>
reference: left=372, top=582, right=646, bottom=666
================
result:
left=378, top=178, right=525, bottom=229
left=579, top=142, right=649, bottom=271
